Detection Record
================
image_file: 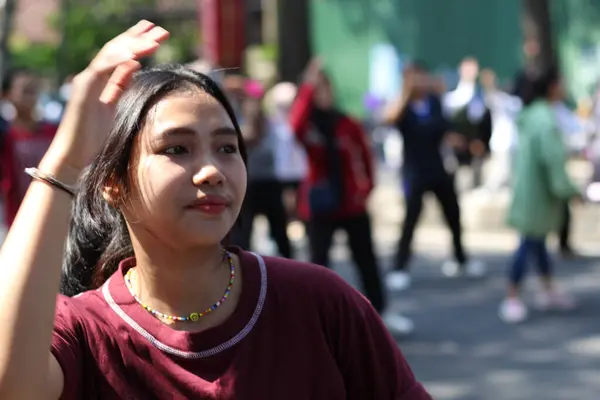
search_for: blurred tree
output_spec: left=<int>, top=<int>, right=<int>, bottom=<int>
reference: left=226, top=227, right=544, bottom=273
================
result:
left=0, top=0, right=16, bottom=81
left=54, top=0, right=157, bottom=81
left=9, top=38, right=57, bottom=74
left=4, top=0, right=198, bottom=82
left=277, top=0, right=311, bottom=82
left=521, top=0, right=555, bottom=69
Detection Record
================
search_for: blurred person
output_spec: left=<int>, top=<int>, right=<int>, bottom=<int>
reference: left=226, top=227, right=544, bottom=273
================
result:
left=0, top=22, right=432, bottom=399
left=512, top=38, right=541, bottom=100
left=479, top=68, right=522, bottom=192
left=265, top=82, right=307, bottom=221
left=290, top=59, right=414, bottom=335
left=383, top=62, right=485, bottom=291
left=551, top=97, right=585, bottom=258
left=0, top=68, right=56, bottom=228
left=444, top=57, right=493, bottom=189
left=501, top=66, right=580, bottom=324
left=226, top=75, right=292, bottom=258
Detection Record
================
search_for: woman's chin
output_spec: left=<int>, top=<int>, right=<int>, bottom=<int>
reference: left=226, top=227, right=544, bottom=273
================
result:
left=179, top=223, right=232, bottom=247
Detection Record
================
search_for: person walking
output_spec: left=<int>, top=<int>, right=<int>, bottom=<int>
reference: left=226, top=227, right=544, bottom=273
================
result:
left=500, top=66, right=580, bottom=324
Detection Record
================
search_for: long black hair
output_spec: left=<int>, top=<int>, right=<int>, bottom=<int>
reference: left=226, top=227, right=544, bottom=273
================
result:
left=60, top=64, right=248, bottom=297
left=520, top=65, right=561, bottom=106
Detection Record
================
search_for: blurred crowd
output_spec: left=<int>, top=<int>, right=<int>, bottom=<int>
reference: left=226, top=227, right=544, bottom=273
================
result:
left=0, top=36, right=599, bottom=335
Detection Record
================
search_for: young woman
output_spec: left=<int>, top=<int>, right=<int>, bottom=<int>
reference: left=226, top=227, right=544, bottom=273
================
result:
left=289, top=59, right=414, bottom=336
left=500, top=66, right=580, bottom=324
left=0, top=22, right=431, bottom=399
left=383, top=63, right=484, bottom=292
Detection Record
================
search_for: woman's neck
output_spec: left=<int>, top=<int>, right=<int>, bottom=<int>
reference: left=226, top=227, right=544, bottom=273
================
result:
left=129, top=243, right=239, bottom=327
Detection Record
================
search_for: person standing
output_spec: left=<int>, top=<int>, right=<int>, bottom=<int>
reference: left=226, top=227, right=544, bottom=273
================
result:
left=479, top=68, right=522, bottom=192
left=290, top=59, right=414, bottom=335
left=384, top=62, right=485, bottom=292
left=0, top=69, right=56, bottom=228
left=443, top=57, right=493, bottom=190
left=226, top=76, right=293, bottom=258
left=500, top=66, right=579, bottom=324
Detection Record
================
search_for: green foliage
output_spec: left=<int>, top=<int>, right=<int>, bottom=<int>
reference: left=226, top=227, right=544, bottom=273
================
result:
left=9, top=37, right=57, bottom=74
left=7, top=0, right=200, bottom=80
left=54, top=0, right=157, bottom=77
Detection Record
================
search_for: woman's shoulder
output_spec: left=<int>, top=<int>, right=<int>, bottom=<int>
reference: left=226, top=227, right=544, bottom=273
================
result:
left=258, top=254, right=368, bottom=307
left=54, top=288, right=113, bottom=329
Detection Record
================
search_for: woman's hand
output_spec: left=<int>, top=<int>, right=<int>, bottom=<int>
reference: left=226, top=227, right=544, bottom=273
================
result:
left=41, top=20, right=169, bottom=177
left=303, top=57, right=323, bottom=86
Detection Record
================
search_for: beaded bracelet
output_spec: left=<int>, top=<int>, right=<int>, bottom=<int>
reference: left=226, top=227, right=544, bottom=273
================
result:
left=24, top=167, right=77, bottom=197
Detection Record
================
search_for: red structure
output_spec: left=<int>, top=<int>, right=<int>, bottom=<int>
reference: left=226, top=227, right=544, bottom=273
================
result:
left=199, top=0, right=246, bottom=69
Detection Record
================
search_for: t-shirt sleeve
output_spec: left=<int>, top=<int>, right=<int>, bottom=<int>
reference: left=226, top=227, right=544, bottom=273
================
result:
left=326, top=279, right=432, bottom=399
left=51, top=295, right=84, bottom=400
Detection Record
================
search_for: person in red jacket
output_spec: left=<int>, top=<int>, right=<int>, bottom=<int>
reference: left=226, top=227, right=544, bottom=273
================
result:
left=0, top=69, right=56, bottom=228
left=290, top=59, right=414, bottom=335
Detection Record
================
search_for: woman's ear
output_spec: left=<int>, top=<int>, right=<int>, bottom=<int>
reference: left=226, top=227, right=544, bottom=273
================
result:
left=102, top=181, right=121, bottom=207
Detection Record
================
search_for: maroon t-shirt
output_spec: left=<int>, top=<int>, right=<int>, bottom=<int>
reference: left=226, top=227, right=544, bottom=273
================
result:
left=52, top=249, right=431, bottom=399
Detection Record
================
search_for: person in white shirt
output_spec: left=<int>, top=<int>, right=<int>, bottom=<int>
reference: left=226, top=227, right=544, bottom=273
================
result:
left=479, top=69, right=522, bottom=192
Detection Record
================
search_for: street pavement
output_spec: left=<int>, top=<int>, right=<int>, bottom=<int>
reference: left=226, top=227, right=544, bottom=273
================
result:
left=253, top=166, right=600, bottom=400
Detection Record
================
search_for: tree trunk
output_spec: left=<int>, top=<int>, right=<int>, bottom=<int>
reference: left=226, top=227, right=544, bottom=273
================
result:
left=521, top=0, right=555, bottom=69
left=276, top=0, right=311, bottom=82
left=0, top=0, right=16, bottom=82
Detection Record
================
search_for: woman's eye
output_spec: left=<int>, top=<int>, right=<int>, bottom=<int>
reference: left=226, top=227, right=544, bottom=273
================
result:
left=218, top=144, right=238, bottom=154
left=162, top=145, right=188, bottom=155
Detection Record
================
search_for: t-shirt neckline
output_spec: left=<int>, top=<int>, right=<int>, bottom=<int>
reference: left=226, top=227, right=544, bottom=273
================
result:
left=101, top=248, right=268, bottom=358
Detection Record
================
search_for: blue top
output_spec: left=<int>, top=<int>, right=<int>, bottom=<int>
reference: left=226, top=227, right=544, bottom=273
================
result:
left=395, top=95, right=451, bottom=181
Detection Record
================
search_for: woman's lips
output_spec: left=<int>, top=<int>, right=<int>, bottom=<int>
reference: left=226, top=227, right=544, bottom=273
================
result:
left=188, top=195, right=229, bottom=215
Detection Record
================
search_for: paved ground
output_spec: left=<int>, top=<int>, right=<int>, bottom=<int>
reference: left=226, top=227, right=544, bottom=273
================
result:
left=257, top=222, right=600, bottom=400
left=252, top=165, right=600, bottom=400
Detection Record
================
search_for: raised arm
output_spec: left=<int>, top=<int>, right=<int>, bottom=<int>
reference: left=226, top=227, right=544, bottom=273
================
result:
left=289, top=58, right=323, bottom=144
left=381, top=68, right=416, bottom=126
left=0, top=21, right=169, bottom=400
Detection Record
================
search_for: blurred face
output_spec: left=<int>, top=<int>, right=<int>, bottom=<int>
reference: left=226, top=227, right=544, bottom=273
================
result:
left=313, top=73, right=334, bottom=109
left=460, top=59, right=479, bottom=82
left=549, top=78, right=565, bottom=101
left=8, top=73, right=39, bottom=116
left=121, top=91, right=247, bottom=248
left=412, top=70, right=430, bottom=92
left=479, top=69, right=496, bottom=90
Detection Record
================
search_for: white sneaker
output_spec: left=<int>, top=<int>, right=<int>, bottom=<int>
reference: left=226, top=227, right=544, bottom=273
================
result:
left=441, top=260, right=486, bottom=278
left=465, top=259, right=486, bottom=278
left=441, top=260, right=461, bottom=277
left=381, top=311, right=414, bottom=336
left=387, top=271, right=411, bottom=291
left=499, top=298, right=528, bottom=324
left=535, top=290, right=576, bottom=311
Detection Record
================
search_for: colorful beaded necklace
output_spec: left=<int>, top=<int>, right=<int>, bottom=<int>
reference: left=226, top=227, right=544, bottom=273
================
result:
left=124, top=249, right=235, bottom=322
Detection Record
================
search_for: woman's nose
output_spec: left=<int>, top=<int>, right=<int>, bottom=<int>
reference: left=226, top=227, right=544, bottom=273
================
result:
left=192, top=164, right=225, bottom=186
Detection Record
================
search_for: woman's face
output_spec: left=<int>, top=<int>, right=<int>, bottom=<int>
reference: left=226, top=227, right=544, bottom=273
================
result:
left=8, top=73, right=40, bottom=116
left=313, top=74, right=334, bottom=109
left=121, top=91, right=247, bottom=248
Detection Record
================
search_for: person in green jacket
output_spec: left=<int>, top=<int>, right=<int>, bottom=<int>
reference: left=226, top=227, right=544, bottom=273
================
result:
left=500, top=66, right=581, bottom=324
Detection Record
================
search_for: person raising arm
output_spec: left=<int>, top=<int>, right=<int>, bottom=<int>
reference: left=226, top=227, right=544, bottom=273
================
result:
left=0, top=21, right=169, bottom=399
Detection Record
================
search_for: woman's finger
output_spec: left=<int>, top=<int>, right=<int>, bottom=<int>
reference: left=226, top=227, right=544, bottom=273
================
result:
left=141, top=26, right=169, bottom=43
left=89, top=28, right=168, bottom=75
left=125, top=20, right=155, bottom=37
left=99, top=60, right=142, bottom=105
